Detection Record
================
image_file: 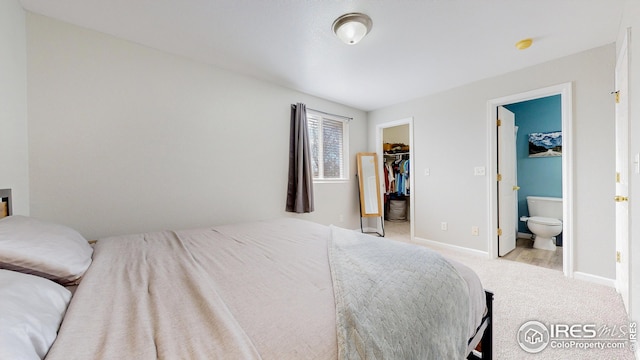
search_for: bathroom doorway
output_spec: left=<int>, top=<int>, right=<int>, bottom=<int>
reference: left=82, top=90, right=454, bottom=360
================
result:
left=487, top=83, right=574, bottom=277
left=500, top=96, right=564, bottom=271
left=376, top=118, right=414, bottom=242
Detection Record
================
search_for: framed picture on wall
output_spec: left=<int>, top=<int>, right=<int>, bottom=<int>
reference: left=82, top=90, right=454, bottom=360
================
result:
left=528, top=131, right=562, bottom=157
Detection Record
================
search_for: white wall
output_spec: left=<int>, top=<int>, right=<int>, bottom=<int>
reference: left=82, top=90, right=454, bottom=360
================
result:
left=0, top=0, right=29, bottom=214
left=26, top=14, right=367, bottom=239
left=368, top=45, right=616, bottom=280
left=618, top=0, right=640, bottom=328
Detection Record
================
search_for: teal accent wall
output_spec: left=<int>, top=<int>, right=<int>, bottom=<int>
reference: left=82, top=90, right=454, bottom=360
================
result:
left=504, top=95, right=562, bottom=233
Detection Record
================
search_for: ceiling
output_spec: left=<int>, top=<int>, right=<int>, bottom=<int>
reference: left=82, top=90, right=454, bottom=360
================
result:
left=19, top=0, right=625, bottom=111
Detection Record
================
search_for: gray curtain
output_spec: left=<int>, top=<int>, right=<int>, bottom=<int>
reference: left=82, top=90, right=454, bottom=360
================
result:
left=286, top=103, right=314, bottom=213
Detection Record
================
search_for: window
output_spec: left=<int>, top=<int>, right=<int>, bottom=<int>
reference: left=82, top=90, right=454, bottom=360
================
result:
left=307, top=111, right=349, bottom=181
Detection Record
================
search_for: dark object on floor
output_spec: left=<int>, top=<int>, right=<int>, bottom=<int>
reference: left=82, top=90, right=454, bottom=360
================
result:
left=468, top=291, right=494, bottom=360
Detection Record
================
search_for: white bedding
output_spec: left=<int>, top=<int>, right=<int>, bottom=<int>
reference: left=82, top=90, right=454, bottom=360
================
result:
left=0, top=270, right=71, bottom=360
left=45, top=218, right=486, bottom=359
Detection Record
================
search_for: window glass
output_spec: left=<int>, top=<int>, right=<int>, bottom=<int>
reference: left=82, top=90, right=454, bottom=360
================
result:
left=307, top=112, right=348, bottom=181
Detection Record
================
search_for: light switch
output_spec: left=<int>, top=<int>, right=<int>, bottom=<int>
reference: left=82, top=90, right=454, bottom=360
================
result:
left=474, top=166, right=486, bottom=176
left=424, top=168, right=430, bottom=176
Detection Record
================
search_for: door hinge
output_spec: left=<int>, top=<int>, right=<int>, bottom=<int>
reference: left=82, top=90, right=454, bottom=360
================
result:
left=616, top=172, right=621, bottom=183
left=616, top=251, right=621, bottom=263
left=613, top=90, right=620, bottom=104
left=497, top=228, right=503, bottom=236
left=497, top=173, right=502, bottom=181
left=497, top=119, right=502, bottom=126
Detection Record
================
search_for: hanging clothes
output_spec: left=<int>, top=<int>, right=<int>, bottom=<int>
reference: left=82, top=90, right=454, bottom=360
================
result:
left=395, top=159, right=409, bottom=196
left=383, top=153, right=409, bottom=196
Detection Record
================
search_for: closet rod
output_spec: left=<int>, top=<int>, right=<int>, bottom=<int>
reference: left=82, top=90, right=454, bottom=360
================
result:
left=293, top=104, right=353, bottom=121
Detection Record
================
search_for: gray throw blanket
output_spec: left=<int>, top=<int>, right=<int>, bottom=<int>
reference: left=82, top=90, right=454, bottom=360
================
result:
left=328, top=226, right=470, bottom=360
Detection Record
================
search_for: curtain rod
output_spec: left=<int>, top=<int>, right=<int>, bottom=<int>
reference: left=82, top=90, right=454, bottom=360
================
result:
left=308, top=108, right=353, bottom=121
left=292, top=104, right=353, bottom=121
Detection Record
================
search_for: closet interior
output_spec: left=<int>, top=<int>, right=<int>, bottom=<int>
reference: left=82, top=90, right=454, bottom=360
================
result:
left=382, top=125, right=410, bottom=229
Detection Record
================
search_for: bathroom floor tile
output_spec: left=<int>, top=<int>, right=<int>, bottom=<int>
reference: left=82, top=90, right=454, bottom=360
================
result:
left=502, top=237, right=563, bottom=271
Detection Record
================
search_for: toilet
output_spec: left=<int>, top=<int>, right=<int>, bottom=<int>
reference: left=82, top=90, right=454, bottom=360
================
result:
left=520, top=196, right=562, bottom=251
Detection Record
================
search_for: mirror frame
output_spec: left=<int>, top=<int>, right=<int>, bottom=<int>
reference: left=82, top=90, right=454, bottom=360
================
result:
left=356, top=152, right=383, bottom=217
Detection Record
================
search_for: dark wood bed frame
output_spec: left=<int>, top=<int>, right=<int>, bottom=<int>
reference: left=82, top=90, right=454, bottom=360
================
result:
left=468, top=290, right=494, bottom=360
left=0, top=188, right=493, bottom=358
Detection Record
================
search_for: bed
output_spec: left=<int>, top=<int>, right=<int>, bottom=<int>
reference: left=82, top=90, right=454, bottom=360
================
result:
left=0, top=189, right=493, bottom=360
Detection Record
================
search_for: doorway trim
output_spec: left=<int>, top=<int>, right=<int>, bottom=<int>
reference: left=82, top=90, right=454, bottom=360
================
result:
left=376, top=117, right=415, bottom=240
left=487, top=83, right=574, bottom=278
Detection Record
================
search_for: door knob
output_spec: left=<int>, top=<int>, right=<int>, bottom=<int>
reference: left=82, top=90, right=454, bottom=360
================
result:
left=512, top=186, right=520, bottom=191
left=614, top=195, right=629, bottom=202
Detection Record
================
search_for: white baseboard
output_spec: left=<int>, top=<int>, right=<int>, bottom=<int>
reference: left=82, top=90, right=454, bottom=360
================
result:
left=413, top=236, right=489, bottom=257
left=413, top=238, right=617, bottom=289
left=573, top=271, right=616, bottom=288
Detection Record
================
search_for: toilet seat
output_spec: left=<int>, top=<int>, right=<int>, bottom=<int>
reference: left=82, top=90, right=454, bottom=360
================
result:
left=527, top=216, right=562, bottom=226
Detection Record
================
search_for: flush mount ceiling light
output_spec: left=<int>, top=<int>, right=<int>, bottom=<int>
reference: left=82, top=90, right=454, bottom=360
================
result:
left=515, top=38, right=533, bottom=50
left=332, top=13, right=372, bottom=45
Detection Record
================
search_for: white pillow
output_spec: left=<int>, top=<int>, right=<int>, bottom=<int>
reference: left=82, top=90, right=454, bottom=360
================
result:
left=0, top=216, right=93, bottom=285
left=0, top=269, right=71, bottom=360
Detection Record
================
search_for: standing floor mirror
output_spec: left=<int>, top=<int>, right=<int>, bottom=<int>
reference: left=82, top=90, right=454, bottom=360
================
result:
left=356, top=152, right=384, bottom=236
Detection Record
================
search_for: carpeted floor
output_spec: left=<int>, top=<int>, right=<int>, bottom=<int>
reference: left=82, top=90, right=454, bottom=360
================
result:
left=383, top=223, right=636, bottom=360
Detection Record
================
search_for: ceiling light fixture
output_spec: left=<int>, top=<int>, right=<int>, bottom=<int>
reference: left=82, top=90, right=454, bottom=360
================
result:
left=515, top=38, right=533, bottom=50
left=332, top=13, right=372, bottom=45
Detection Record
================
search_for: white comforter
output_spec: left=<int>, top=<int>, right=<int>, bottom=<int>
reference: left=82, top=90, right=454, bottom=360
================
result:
left=45, top=218, right=485, bottom=360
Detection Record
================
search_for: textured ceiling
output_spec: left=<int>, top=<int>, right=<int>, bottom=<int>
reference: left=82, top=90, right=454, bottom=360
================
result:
left=20, top=0, right=625, bottom=111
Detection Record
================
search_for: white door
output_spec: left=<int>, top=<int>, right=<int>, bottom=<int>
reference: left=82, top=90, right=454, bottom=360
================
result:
left=498, top=106, right=518, bottom=256
left=614, top=31, right=630, bottom=312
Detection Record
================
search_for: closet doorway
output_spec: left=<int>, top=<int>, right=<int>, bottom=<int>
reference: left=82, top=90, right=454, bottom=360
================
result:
left=376, top=118, right=414, bottom=242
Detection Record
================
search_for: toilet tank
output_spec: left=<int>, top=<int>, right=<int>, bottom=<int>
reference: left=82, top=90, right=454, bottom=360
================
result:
left=526, top=196, right=563, bottom=220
